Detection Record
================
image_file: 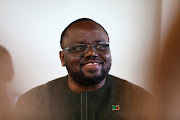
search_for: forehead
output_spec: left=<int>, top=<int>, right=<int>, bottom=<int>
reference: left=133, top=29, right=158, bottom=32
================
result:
left=63, top=21, right=108, bottom=46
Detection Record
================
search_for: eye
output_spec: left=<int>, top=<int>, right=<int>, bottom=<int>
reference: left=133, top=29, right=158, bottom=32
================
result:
left=96, top=44, right=103, bottom=49
left=71, top=45, right=86, bottom=52
left=95, top=43, right=109, bottom=50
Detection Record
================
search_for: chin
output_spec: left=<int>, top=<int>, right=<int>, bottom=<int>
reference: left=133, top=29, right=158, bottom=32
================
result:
left=71, top=68, right=108, bottom=86
left=83, top=71, right=102, bottom=79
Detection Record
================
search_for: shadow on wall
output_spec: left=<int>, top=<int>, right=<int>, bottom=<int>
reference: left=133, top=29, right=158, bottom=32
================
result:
left=0, top=45, right=18, bottom=119
left=154, top=7, right=180, bottom=120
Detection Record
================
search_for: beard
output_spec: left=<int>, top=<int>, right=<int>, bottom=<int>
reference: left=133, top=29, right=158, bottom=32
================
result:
left=66, top=62, right=111, bottom=86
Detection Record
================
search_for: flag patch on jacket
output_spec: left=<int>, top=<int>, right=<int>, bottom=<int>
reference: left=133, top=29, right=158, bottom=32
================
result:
left=112, top=105, right=120, bottom=111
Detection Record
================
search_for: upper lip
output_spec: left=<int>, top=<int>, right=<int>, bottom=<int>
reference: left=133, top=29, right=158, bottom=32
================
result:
left=81, top=60, right=102, bottom=66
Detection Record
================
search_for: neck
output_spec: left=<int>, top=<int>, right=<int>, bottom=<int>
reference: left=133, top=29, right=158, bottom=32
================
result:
left=67, top=75, right=106, bottom=93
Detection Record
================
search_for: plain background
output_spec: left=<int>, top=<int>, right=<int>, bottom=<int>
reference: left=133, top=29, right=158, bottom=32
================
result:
left=0, top=0, right=178, bottom=96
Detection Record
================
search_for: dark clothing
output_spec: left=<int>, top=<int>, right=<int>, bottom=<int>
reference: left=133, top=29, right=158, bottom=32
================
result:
left=15, top=74, right=151, bottom=120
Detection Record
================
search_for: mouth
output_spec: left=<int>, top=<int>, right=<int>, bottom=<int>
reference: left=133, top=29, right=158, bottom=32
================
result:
left=82, top=60, right=102, bottom=66
left=85, top=62, right=100, bottom=65
left=81, top=61, right=102, bottom=71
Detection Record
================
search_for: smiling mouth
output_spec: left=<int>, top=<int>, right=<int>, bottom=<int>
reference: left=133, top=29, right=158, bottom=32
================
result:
left=82, top=62, right=102, bottom=71
left=85, top=62, right=100, bottom=65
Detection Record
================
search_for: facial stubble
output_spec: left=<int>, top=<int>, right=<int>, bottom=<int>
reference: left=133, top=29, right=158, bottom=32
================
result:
left=66, top=61, right=111, bottom=86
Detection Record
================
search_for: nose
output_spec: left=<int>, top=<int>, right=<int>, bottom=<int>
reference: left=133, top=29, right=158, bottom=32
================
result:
left=84, top=45, right=98, bottom=57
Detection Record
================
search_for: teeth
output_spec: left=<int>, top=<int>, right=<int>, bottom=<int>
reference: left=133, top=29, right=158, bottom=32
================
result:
left=86, top=63, right=99, bottom=65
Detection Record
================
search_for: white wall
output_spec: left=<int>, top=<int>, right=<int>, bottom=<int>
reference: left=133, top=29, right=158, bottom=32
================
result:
left=0, top=0, right=160, bottom=95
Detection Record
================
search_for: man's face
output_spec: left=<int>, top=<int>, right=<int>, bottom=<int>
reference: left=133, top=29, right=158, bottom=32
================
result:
left=60, top=21, right=111, bottom=86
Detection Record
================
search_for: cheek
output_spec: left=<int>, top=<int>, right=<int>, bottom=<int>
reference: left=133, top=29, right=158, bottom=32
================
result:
left=64, top=56, right=81, bottom=70
left=102, top=53, right=112, bottom=64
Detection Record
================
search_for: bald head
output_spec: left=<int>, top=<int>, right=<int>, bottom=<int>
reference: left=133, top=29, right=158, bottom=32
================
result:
left=60, top=18, right=109, bottom=49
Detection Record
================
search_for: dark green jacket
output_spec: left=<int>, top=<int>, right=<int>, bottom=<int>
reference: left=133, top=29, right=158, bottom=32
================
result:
left=15, top=75, right=151, bottom=120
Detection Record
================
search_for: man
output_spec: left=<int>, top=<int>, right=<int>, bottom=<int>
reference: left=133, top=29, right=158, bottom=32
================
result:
left=15, top=18, right=151, bottom=120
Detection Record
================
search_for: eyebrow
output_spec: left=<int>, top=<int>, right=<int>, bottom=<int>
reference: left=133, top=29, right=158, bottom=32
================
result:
left=94, top=39, right=107, bottom=43
left=74, top=39, right=107, bottom=45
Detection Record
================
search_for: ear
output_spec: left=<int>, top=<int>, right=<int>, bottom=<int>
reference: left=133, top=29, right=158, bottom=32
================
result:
left=59, top=51, right=65, bottom=67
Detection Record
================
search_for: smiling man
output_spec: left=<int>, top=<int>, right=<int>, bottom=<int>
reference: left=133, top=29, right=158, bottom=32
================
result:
left=15, top=18, right=152, bottom=120
left=60, top=19, right=111, bottom=93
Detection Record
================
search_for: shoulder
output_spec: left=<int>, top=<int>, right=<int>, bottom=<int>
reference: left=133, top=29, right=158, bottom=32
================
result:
left=22, top=76, right=67, bottom=96
left=14, top=76, right=68, bottom=119
left=107, top=74, right=151, bottom=97
left=107, top=75, right=153, bottom=119
left=16, top=76, right=68, bottom=106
